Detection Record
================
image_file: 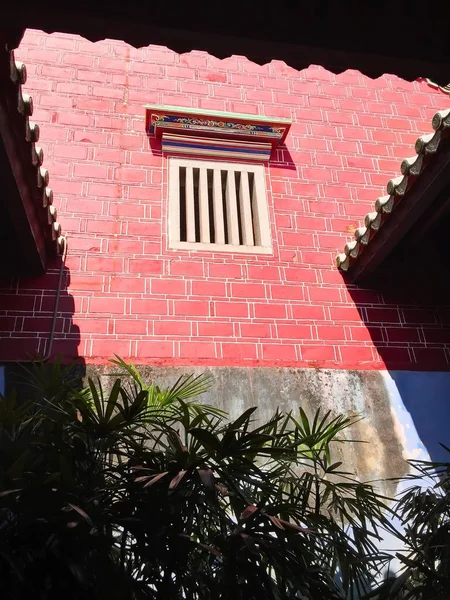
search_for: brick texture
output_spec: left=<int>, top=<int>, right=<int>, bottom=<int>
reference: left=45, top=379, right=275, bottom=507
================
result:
left=0, top=29, right=449, bottom=369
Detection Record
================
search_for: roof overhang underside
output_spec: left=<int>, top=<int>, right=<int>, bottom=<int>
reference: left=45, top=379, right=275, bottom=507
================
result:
left=347, top=147, right=450, bottom=294
left=0, top=31, right=63, bottom=275
left=340, top=166, right=450, bottom=303
left=3, top=1, right=450, bottom=84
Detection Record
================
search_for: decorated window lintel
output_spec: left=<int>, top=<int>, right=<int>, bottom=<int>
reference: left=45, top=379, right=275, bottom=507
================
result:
left=145, top=105, right=291, bottom=162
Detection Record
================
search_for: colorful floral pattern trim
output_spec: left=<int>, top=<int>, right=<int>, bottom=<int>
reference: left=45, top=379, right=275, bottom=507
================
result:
left=149, top=114, right=285, bottom=138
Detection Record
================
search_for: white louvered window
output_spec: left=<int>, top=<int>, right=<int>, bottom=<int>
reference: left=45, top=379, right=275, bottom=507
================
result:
left=168, top=158, right=272, bottom=254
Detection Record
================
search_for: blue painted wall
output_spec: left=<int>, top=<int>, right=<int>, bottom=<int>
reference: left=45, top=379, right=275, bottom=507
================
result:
left=387, top=370, right=450, bottom=463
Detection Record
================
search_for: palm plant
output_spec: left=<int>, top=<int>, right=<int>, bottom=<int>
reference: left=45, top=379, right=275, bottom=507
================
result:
left=0, top=358, right=394, bottom=599
left=374, top=448, right=450, bottom=600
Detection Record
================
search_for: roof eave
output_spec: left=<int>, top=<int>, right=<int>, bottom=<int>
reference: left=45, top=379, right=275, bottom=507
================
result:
left=337, top=110, right=450, bottom=283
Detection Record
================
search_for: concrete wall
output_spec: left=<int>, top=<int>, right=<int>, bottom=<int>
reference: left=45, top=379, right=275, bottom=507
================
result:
left=86, top=364, right=450, bottom=492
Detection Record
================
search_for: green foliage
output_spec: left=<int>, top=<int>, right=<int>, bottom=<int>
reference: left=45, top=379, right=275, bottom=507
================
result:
left=374, top=447, right=450, bottom=600
left=0, top=358, right=399, bottom=599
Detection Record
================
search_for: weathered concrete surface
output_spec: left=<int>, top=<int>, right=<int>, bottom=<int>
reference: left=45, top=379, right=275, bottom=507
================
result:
left=87, top=364, right=408, bottom=495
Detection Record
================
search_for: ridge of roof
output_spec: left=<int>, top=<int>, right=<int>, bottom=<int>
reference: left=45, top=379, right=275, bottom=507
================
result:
left=8, top=49, right=65, bottom=257
left=336, top=108, right=450, bottom=273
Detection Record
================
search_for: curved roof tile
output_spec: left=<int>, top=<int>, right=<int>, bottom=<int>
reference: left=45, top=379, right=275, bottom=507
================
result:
left=9, top=50, right=65, bottom=256
left=336, top=108, right=450, bottom=273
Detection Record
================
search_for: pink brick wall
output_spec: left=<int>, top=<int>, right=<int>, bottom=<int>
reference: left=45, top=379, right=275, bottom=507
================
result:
left=0, top=29, right=448, bottom=369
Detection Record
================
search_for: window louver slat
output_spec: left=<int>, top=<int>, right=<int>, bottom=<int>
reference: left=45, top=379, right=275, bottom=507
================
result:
left=225, top=170, right=240, bottom=246
left=198, top=167, right=210, bottom=243
left=238, top=170, right=254, bottom=246
left=253, top=169, right=270, bottom=248
left=213, top=168, right=225, bottom=245
left=185, top=166, right=196, bottom=243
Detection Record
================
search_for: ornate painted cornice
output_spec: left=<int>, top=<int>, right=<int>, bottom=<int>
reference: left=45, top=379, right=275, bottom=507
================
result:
left=145, top=105, right=291, bottom=159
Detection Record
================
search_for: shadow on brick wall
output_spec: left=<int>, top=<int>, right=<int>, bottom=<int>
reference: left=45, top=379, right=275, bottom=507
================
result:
left=0, top=256, right=86, bottom=389
left=347, top=274, right=450, bottom=463
left=346, top=250, right=450, bottom=371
